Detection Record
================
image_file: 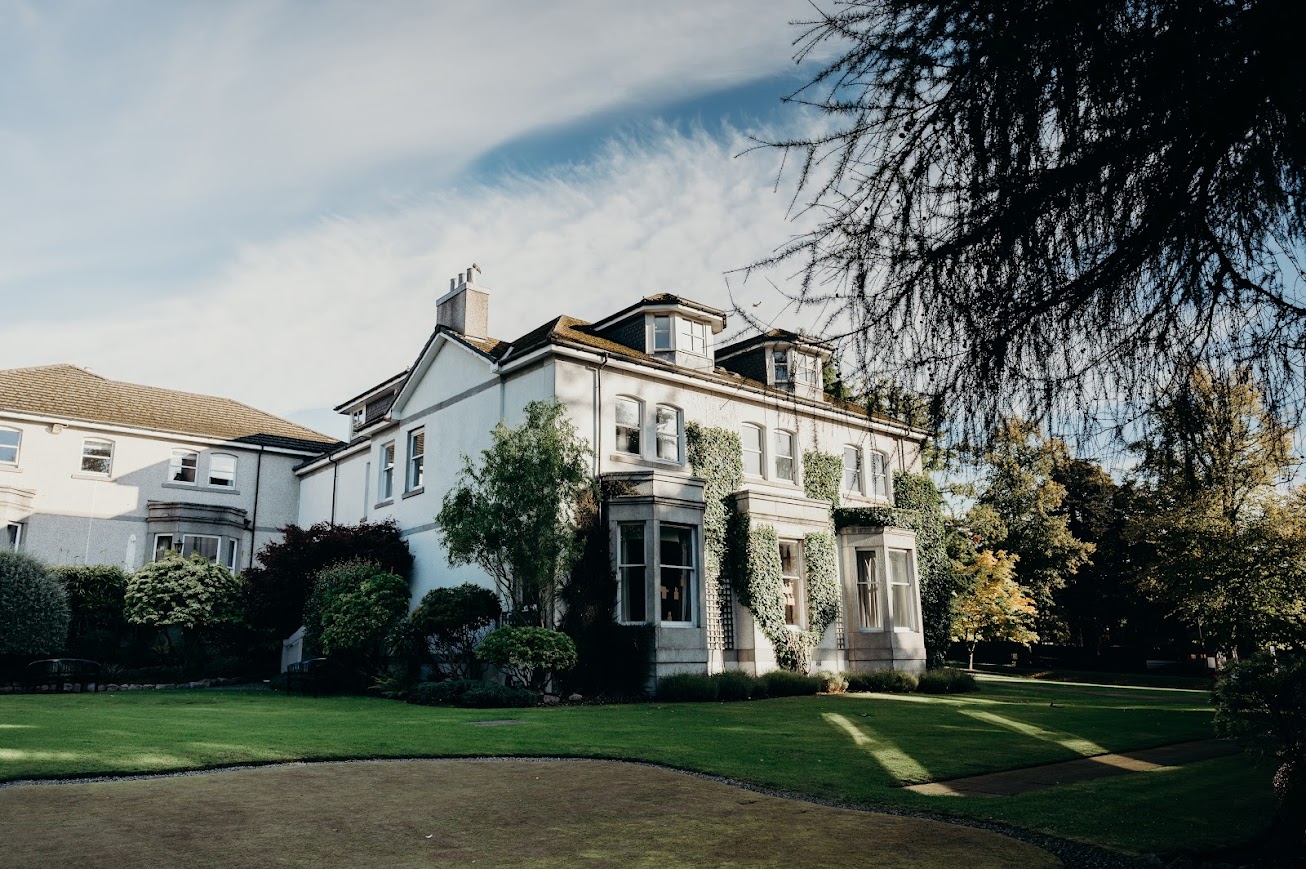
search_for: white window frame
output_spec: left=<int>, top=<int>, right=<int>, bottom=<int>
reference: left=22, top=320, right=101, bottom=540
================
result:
left=774, top=430, right=796, bottom=482
left=779, top=539, right=805, bottom=627
left=681, top=319, right=708, bottom=356
left=5, top=522, right=22, bottom=551
left=618, top=522, right=648, bottom=623
left=223, top=538, right=240, bottom=573
left=856, top=549, right=882, bottom=630
left=772, top=349, right=790, bottom=383
left=741, top=423, right=764, bottom=478
left=379, top=441, right=396, bottom=501
left=80, top=438, right=114, bottom=476
left=654, top=405, right=681, bottom=463
left=888, top=548, right=918, bottom=632
left=653, top=315, right=673, bottom=351
left=406, top=428, right=425, bottom=491
left=153, top=534, right=176, bottom=561
left=615, top=397, right=642, bottom=455
left=842, top=445, right=862, bottom=494
left=169, top=449, right=198, bottom=485
left=869, top=451, right=888, bottom=499
left=209, top=452, right=237, bottom=488
left=350, top=408, right=365, bottom=430
left=658, top=523, right=696, bottom=625
left=182, top=533, right=221, bottom=564
left=0, top=427, right=22, bottom=466
left=792, top=352, right=820, bottom=387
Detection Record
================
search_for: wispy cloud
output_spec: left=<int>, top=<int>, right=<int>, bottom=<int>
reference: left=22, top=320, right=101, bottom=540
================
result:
left=2, top=122, right=821, bottom=434
left=0, top=1, right=802, bottom=312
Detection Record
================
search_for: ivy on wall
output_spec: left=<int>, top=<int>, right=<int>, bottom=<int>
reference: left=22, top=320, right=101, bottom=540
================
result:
left=686, top=422, right=744, bottom=649
left=802, top=450, right=842, bottom=507
left=834, top=471, right=955, bottom=668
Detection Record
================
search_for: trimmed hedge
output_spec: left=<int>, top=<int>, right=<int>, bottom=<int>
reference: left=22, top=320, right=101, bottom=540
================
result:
left=407, top=679, right=537, bottom=708
left=847, top=670, right=919, bottom=694
left=656, top=673, right=719, bottom=703
left=713, top=670, right=765, bottom=701
left=0, top=551, right=69, bottom=657
left=762, top=669, right=823, bottom=697
left=917, top=668, right=980, bottom=694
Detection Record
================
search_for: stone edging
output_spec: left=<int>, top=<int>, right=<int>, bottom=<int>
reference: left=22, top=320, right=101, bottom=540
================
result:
left=0, top=676, right=261, bottom=695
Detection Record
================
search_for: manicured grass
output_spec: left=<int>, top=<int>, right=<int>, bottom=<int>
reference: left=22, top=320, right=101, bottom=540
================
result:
left=0, top=680, right=1275, bottom=856
left=0, top=760, right=1058, bottom=868
left=964, top=662, right=1214, bottom=691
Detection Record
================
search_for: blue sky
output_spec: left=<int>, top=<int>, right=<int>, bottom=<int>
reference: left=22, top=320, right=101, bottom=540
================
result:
left=0, top=1, right=830, bottom=437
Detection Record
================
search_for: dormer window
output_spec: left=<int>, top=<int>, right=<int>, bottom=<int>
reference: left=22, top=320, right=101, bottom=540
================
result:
left=351, top=408, right=365, bottom=430
left=792, top=353, right=820, bottom=387
left=681, top=319, right=708, bottom=356
left=772, top=349, right=789, bottom=383
left=653, top=316, right=672, bottom=351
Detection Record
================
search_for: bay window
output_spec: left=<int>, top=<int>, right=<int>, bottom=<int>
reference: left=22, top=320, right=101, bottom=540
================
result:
left=659, top=524, right=695, bottom=623
left=856, top=549, right=881, bottom=629
left=619, top=523, right=647, bottom=622
left=888, top=548, right=918, bottom=631
left=779, top=540, right=804, bottom=627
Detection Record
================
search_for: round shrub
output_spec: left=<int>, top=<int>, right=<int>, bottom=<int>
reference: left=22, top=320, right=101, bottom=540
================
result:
left=916, top=668, right=979, bottom=694
left=476, top=626, right=577, bottom=691
left=404, top=583, right=501, bottom=679
left=305, top=559, right=410, bottom=661
left=847, top=670, right=919, bottom=694
left=0, top=551, right=69, bottom=656
left=656, top=673, right=719, bottom=703
left=125, top=554, right=242, bottom=632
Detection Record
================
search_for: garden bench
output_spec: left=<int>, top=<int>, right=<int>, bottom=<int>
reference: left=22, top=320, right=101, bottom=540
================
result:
left=286, top=657, right=331, bottom=696
left=25, top=658, right=101, bottom=694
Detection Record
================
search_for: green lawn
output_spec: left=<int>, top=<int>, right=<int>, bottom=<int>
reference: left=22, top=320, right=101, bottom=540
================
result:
left=0, top=679, right=1275, bottom=857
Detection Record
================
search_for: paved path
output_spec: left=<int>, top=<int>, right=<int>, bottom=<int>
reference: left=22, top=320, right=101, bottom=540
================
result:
left=905, top=738, right=1239, bottom=798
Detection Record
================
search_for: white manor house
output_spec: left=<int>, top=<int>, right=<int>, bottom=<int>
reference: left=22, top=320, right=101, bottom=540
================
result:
left=3, top=266, right=930, bottom=680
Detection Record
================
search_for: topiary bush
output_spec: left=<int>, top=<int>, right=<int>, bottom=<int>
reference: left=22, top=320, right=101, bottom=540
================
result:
left=713, top=669, right=766, bottom=701
left=0, top=551, right=69, bottom=657
left=916, top=668, right=979, bottom=694
left=476, top=626, right=577, bottom=692
left=125, top=554, right=243, bottom=671
left=656, top=673, right=720, bottom=702
left=847, top=670, right=919, bottom=693
left=762, top=669, right=823, bottom=697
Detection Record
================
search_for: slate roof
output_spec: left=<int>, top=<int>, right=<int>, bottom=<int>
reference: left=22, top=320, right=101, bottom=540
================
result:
left=0, top=364, right=339, bottom=452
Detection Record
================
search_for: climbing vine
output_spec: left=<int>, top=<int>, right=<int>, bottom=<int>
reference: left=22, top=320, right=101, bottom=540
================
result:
left=803, top=531, right=839, bottom=641
left=802, top=450, right=842, bottom=507
left=686, top=423, right=744, bottom=649
left=835, top=471, right=956, bottom=668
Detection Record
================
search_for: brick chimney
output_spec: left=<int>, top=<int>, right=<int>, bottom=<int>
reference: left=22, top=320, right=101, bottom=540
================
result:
left=436, top=263, right=489, bottom=339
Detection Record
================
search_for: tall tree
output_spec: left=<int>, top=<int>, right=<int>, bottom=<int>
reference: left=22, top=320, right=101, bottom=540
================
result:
left=437, top=399, right=592, bottom=626
left=963, top=419, right=1094, bottom=639
left=1129, top=370, right=1303, bottom=653
left=756, top=1, right=1306, bottom=435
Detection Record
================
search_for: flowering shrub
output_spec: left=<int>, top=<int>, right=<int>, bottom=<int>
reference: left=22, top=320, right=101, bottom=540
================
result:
left=476, top=626, right=577, bottom=691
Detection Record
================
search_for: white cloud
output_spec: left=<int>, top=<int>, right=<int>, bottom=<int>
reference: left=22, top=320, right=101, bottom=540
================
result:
left=0, top=0, right=803, bottom=297
left=1, top=123, right=823, bottom=435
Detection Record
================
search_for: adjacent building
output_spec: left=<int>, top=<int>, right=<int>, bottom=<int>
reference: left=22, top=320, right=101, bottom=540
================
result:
left=0, top=364, right=338, bottom=572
